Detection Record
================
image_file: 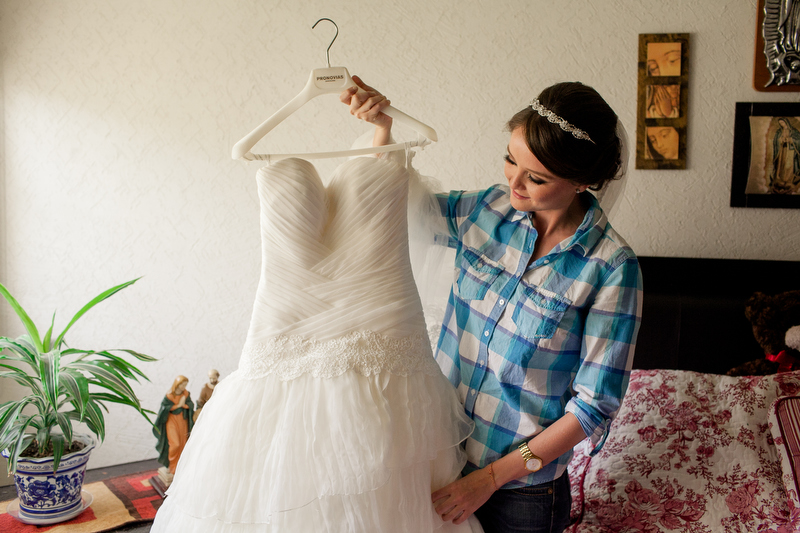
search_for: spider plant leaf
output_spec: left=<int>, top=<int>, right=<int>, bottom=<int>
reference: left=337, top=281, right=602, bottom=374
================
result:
left=0, top=337, right=36, bottom=365
left=83, top=400, right=105, bottom=442
left=89, top=352, right=138, bottom=379
left=98, top=351, right=156, bottom=381
left=114, top=349, right=157, bottom=363
left=0, top=282, right=43, bottom=352
left=0, top=425, right=20, bottom=453
left=90, top=391, right=136, bottom=405
left=68, top=361, right=140, bottom=407
left=36, top=424, right=49, bottom=454
left=53, top=278, right=140, bottom=348
left=38, top=351, right=60, bottom=411
left=50, top=434, right=65, bottom=474
left=0, top=397, right=36, bottom=439
left=65, top=349, right=154, bottom=381
left=14, top=336, right=41, bottom=368
left=92, top=398, right=111, bottom=413
left=58, top=369, right=89, bottom=420
left=4, top=431, right=34, bottom=476
left=0, top=364, right=42, bottom=393
left=42, top=312, right=56, bottom=353
left=60, top=348, right=93, bottom=364
left=91, top=392, right=156, bottom=426
left=0, top=401, right=14, bottom=420
left=8, top=416, right=36, bottom=475
left=28, top=395, right=48, bottom=414
left=55, top=412, right=72, bottom=445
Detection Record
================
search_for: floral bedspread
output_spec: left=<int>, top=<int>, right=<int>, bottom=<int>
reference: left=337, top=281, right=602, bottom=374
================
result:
left=567, top=369, right=800, bottom=533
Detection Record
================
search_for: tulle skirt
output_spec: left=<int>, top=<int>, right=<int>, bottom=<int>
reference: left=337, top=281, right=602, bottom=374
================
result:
left=150, top=364, right=480, bottom=532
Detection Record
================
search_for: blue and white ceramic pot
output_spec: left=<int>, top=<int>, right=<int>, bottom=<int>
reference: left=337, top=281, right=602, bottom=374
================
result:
left=3, top=434, right=95, bottom=523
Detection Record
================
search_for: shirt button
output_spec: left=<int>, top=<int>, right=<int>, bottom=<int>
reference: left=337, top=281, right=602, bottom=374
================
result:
left=543, top=259, right=550, bottom=264
left=484, top=330, right=490, bottom=337
left=499, top=299, right=505, bottom=305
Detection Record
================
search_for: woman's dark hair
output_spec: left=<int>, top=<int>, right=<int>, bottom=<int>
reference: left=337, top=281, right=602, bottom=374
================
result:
left=506, top=82, right=622, bottom=191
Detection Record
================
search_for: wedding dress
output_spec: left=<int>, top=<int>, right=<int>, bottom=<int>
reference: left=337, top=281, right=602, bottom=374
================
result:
left=150, top=154, right=480, bottom=532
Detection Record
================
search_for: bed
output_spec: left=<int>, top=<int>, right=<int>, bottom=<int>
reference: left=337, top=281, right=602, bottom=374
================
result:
left=566, top=256, right=800, bottom=532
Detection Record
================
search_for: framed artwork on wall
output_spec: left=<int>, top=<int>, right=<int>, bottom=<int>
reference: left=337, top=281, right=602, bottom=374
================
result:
left=731, top=102, right=800, bottom=208
left=635, top=33, right=690, bottom=170
left=753, top=0, right=800, bottom=92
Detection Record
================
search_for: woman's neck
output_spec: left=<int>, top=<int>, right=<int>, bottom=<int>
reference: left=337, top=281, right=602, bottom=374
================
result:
left=528, top=194, right=589, bottom=261
left=530, top=194, right=588, bottom=239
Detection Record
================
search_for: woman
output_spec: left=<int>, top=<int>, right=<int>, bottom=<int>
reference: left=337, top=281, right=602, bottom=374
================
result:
left=770, top=117, right=800, bottom=194
left=153, top=375, right=194, bottom=475
left=343, top=80, right=642, bottom=533
left=646, top=42, right=681, bottom=76
left=646, top=126, right=679, bottom=160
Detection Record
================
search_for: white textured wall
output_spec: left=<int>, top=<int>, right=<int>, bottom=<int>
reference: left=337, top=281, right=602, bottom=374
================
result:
left=1, top=0, right=799, bottom=476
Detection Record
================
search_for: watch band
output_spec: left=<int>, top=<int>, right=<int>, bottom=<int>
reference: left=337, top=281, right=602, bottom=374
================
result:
left=518, top=441, right=543, bottom=473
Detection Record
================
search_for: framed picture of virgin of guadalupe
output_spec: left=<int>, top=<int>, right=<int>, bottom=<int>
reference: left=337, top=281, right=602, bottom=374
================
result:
left=731, top=102, right=800, bottom=208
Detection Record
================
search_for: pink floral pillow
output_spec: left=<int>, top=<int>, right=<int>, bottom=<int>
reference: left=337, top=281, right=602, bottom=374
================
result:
left=769, top=396, right=800, bottom=513
left=568, top=369, right=800, bottom=532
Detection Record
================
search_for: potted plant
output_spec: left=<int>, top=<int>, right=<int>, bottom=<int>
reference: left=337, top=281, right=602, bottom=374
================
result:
left=0, top=279, right=155, bottom=525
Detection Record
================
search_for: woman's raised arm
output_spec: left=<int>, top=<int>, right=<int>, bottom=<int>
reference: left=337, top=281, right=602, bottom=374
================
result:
left=339, top=75, right=393, bottom=147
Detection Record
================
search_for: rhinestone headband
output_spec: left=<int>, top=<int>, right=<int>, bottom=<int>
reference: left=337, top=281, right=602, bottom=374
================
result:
left=530, top=99, right=594, bottom=143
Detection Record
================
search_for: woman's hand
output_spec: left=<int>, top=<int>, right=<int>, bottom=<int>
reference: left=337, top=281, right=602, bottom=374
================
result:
left=339, top=75, right=392, bottom=146
left=431, top=467, right=496, bottom=525
left=652, top=86, right=674, bottom=118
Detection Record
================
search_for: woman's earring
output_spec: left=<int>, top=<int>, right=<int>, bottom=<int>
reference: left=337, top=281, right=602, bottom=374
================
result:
left=576, top=188, right=581, bottom=193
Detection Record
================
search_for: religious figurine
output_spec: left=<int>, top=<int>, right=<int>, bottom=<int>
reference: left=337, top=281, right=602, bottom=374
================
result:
left=153, top=375, right=194, bottom=487
left=193, top=369, right=220, bottom=422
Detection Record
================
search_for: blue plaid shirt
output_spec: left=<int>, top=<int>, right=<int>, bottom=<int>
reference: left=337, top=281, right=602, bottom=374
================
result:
left=434, top=185, right=642, bottom=488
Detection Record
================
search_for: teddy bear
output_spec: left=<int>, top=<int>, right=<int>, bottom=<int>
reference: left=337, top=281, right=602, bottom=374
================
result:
left=726, top=290, right=800, bottom=376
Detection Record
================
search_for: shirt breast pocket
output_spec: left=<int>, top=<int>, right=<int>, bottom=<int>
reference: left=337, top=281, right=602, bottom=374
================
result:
left=455, top=248, right=503, bottom=301
left=512, top=285, right=572, bottom=340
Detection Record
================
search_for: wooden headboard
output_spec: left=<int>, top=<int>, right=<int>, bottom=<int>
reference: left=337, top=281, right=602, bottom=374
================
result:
left=633, top=256, right=800, bottom=375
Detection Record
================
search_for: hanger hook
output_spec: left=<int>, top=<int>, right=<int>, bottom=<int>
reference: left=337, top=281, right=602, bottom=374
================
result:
left=312, top=18, right=338, bottom=68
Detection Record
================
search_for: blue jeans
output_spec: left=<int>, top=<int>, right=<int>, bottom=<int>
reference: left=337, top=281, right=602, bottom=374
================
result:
left=474, top=473, right=571, bottom=533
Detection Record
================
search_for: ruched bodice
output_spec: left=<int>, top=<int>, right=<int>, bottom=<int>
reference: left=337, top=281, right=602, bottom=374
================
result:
left=240, top=156, right=437, bottom=381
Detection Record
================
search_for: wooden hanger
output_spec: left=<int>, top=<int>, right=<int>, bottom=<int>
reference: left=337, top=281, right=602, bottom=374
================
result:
left=231, top=19, right=438, bottom=162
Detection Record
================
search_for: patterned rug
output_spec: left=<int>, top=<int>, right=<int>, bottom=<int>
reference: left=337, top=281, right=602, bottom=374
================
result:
left=0, top=470, right=162, bottom=532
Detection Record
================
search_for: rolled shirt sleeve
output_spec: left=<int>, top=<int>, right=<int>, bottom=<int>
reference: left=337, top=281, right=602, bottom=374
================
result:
left=565, top=255, right=643, bottom=454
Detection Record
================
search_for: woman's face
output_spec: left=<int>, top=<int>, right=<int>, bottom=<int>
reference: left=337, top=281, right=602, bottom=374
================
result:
left=174, top=381, right=187, bottom=394
left=647, top=127, right=679, bottom=160
left=647, top=42, right=682, bottom=76
left=504, top=128, right=583, bottom=213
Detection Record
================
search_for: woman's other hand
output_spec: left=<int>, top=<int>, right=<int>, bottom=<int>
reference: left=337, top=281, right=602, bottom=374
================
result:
left=431, top=468, right=496, bottom=525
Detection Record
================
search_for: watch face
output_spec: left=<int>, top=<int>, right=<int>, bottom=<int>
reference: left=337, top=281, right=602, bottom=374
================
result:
left=526, top=457, right=542, bottom=472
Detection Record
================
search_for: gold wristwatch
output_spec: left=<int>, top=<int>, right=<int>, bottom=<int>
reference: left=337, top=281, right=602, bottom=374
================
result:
left=518, top=441, right=543, bottom=472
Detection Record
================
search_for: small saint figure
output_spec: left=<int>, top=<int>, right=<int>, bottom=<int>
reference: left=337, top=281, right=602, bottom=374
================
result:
left=193, top=369, right=220, bottom=422
left=153, top=375, right=194, bottom=487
